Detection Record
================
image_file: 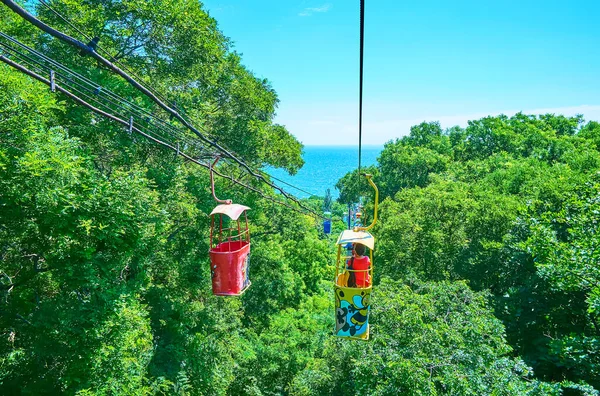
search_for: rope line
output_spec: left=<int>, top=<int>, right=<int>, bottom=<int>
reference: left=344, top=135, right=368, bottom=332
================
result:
left=259, top=170, right=315, bottom=197
left=0, top=53, right=319, bottom=218
left=1, top=0, right=319, bottom=209
left=38, top=0, right=92, bottom=41
left=0, top=36, right=210, bottom=158
left=0, top=34, right=329, bottom=220
left=0, top=31, right=196, bottom=148
left=358, top=0, right=365, bottom=180
left=36, top=0, right=178, bottom=113
left=0, top=33, right=315, bottom=202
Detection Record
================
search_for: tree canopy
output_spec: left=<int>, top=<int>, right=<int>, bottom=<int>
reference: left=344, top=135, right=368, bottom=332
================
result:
left=1, top=1, right=599, bottom=395
left=348, top=115, right=600, bottom=393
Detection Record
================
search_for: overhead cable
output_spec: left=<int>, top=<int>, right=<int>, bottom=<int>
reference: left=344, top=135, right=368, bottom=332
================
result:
left=37, top=0, right=178, bottom=113
left=259, top=170, right=315, bottom=197
left=0, top=31, right=197, bottom=150
left=0, top=36, right=211, bottom=158
left=0, top=53, right=320, bottom=218
left=1, top=0, right=310, bottom=205
left=358, top=0, right=365, bottom=180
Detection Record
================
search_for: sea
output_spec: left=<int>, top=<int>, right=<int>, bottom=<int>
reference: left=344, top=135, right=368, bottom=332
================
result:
left=268, top=145, right=383, bottom=199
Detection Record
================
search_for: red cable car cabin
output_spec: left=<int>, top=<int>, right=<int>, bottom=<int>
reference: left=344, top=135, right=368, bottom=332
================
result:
left=209, top=203, right=251, bottom=296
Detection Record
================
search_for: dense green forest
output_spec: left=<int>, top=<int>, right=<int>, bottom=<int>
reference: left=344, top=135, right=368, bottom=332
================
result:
left=1, top=1, right=599, bottom=394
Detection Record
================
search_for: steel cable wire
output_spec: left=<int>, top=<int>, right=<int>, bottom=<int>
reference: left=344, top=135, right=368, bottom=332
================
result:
left=0, top=36, right=218, bottom=158
left=36, top=0, right=181, bottom=116
left=0, top=53, right=326, bottom=219
left=1, top=0, right=316, bottom=207
left=0, top=25, right=330, bottom=220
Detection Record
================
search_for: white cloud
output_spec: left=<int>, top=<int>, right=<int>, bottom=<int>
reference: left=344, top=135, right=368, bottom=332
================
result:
left=276, top=104, right=600, bottom=146
left=299, top=4, right=331, bottom=17
left=365, top=105, right=600, bottom=144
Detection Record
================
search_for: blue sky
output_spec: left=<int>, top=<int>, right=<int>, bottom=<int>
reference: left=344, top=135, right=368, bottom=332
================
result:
left=202, top=0, right=600, bottom=145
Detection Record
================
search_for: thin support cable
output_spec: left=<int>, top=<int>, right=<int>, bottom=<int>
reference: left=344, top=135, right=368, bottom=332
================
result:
left=37, top=0, right=176, bottom=109
left=0, top=0, right=312, bottom=204
left=0, top=53, right=324, bottom=219
left=0, top=42, right=178, bottom=147
left=0, top=28, right=326, bottom=219
left=258, top=170, right=315, bottom=197
left=358, top=0, right=365, bottom=181
left=0, top=32, right=162, bottom=127
left=0, top=35, right=217, bottom=157
left=0, top=29, right=189, bottom=143
left=38, top=0, right=91, bottom=41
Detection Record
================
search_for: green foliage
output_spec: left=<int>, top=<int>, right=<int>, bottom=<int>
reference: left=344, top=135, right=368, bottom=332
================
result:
left=2, top=0, right=599, bottom=394
left=377, top=143, right=449, bottom=199
left=230, top=294, right=332, bottom=395
left=0, top=67, right=162, bottom=394
left=349, top=112, right=600, bottom=391
left=335, top=165, right=378, bottom=205
left=519, top=173, right=600, bottom=384
left=290, top=280, right=555, bottom=395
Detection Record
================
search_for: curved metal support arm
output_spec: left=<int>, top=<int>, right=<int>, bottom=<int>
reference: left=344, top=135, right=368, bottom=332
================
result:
left=210, top=157, right=232, bottom=204
left=354, top=173, right=378, bottom=232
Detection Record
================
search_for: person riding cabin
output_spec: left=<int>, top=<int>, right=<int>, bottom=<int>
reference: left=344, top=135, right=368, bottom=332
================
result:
left=347, top=243, right=371, bottom=287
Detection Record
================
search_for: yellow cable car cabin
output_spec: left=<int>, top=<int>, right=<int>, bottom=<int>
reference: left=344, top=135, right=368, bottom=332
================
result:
left=334, top=174, right=378, bottom=340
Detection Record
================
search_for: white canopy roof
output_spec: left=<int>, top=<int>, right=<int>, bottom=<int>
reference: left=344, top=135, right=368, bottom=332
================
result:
left=210, top=204, right=250, bottom=220
left=336, top=229, right=375, bottom=250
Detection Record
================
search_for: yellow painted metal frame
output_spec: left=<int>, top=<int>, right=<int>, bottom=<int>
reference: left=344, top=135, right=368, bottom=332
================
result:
left=354, top=174, right=378, bottom=233
left=333, top=173, right=379, bottom=340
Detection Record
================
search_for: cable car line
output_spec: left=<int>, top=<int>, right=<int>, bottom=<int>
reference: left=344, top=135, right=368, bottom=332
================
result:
left=1, top=0, right=310, bottom=205
left=0, top=31, right=203, bottom=152
left=0, top=53, right=318, bottom=218
left=0, top=32, right=315, bottom=203
left=2, top=32, right=239, bottom=167
left=258, top=171, right=315, bottom=197
left=0, top=49, right=212, bottom=168
left=0, top=27, right=327, bottom=218
left=36, top=0, right=178, bottom=114
left=0, top=39, right=327, bottom=220
left=0, top=38, right=209, bottom=159
left=357, top=0, right=365, bottom=180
